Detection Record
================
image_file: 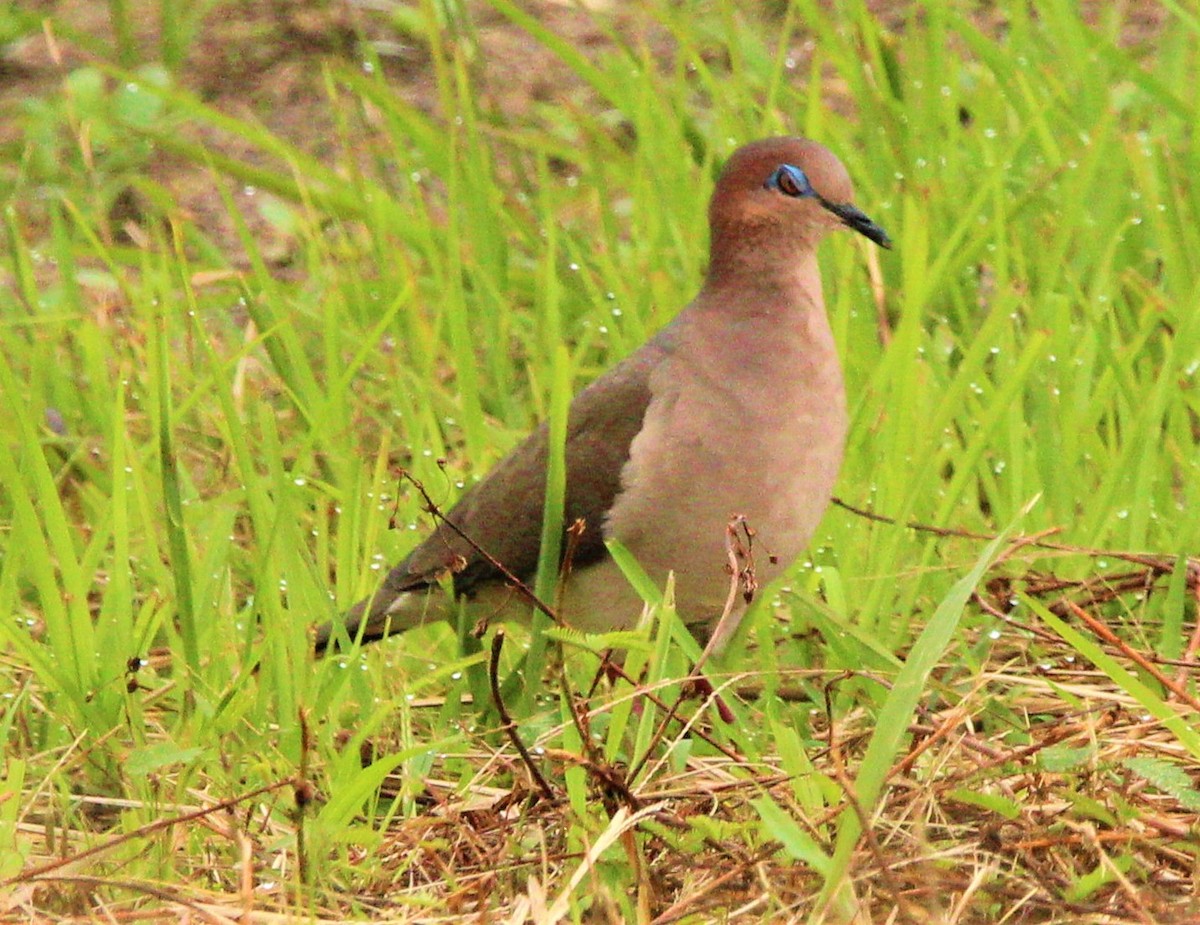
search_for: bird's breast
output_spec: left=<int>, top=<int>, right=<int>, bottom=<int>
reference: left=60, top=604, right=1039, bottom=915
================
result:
left=602, top=317, right=848, bottom=623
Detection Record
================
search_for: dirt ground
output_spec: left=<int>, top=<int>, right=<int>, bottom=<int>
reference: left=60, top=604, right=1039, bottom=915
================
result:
left=3, top=0, right=671, bottom=260
left=2, top=0, right=1170, bottom=261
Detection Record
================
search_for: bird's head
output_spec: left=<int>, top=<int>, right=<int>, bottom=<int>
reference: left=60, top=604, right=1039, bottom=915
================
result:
left=708, top=137, right=891, bottom=266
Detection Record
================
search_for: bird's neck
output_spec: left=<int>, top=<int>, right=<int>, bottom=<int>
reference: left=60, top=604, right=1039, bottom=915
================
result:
left=701, top=245, right=827, bottom=327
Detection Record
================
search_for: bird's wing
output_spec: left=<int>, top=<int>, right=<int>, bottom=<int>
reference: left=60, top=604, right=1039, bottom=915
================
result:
left=370, top=336, right=668, bottom=610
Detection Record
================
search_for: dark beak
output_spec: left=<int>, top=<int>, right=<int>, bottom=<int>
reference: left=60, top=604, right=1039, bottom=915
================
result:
left=822, top=199, right=893, bottom=249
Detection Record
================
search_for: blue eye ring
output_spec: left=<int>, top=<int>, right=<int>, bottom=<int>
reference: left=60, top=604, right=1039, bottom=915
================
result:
left=765, top=164, right=815, bottom=199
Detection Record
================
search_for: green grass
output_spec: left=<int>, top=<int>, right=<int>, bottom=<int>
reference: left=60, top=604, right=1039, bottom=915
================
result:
left=2, top=0, right=1199, bottom=920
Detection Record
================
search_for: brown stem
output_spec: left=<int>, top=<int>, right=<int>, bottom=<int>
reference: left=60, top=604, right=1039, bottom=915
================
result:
left=404, top=470, right=562, bottom=625
left=489, top=629, right=555, bottom=801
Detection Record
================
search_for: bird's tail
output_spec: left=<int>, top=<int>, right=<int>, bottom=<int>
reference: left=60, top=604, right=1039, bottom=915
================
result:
left=312, top=585, right=447, bottom=655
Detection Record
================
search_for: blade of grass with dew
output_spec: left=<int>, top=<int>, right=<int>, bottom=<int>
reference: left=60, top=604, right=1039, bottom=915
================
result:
left=100, top=379, right=134, bottom=663
left=629, top=577, right=689, bottom=778
left=1156, top=555, right=1190, bottom=663
left=813, top=507, right=1026, bottom=920
left=149, top=271, right=200, bottom=690
left=1024, top=595, right=1200, bottom=761
left=518, top=343, right=571, bottom=714
left=559, top=678, right=589, bottom=820
left=595, top=542, right=667, bottom=764
left=0, top=439, right=77, bottom=704
left=752, top=793, right=832, bottom=876
left=438, top=127, right=489, bottom=467
left=770, top=703, right=841, bottom=826
left=932, top=329, right=1050, bottom=524
left=791, top=593, right=903, bottom=674
left=314, top=737, right=462, bottom=839
left=181, top=288, right=322, bottom=730
left=0, top=347, right=97, bottom=716
left=604, top=538, right=664, bottom=613
left=208, top=176, right=323, bottom=423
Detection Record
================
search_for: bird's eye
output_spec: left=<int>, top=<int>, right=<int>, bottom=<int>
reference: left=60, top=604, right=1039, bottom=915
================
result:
left=767, top=165, right=813, bottom=199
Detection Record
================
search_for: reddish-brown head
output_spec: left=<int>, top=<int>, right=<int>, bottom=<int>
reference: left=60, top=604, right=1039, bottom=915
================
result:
left=707, top=137, right=890, bottom=279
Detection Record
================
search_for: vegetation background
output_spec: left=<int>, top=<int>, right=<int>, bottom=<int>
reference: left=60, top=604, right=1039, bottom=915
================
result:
left=1, top=0, right=1198, bottom=921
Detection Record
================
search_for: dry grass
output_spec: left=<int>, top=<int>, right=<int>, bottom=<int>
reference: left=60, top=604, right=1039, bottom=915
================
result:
left=6, top=550, right=1199, bottom=923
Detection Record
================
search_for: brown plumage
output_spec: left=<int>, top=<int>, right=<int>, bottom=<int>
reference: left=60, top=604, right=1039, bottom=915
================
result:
left=315, top=136, right=890, bottom=653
